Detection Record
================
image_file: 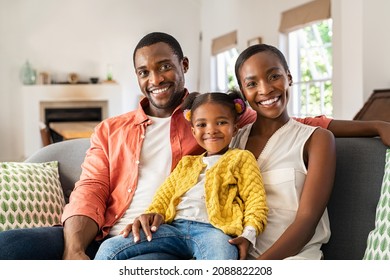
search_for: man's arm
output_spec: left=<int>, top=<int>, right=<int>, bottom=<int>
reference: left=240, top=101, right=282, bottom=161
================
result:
left=327, top=120, right=390, bottom=146
left=62, top=216, right=99, bottom=260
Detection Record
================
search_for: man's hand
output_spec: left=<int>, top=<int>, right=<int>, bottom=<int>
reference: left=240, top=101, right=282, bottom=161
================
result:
left=229, top=236, right=250, bottom=260
left=377, top=121, right=390, bottom=146
left=120, top=213, right=164, bottom=242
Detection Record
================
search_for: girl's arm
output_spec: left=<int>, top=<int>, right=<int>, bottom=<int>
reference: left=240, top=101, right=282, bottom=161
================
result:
left=235, top=151, right=268, bottom=234
left=229, top=151, right=268, bottom=259
left=258, top=128, right=336, bottom=259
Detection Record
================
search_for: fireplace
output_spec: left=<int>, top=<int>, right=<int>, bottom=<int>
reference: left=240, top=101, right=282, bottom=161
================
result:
left=22, top=84, right=122, bottom=158
left=45, top=107, right=103, bottom=123
left=44, top=107, right=103, bottom=142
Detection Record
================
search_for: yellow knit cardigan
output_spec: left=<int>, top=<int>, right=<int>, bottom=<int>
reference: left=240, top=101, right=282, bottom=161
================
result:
left=146, top=148, right=268, bottom=237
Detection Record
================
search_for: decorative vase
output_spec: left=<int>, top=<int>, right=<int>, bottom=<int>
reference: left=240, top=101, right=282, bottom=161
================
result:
left=20, top=60, right=37, bottom=85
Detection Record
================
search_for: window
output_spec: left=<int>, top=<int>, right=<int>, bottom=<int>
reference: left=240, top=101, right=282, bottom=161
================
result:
left=211, top=31, right=238, bottom=92
left=279, top=0, right=332, bottom=117
left=211, top=48, right=238, bottom=92
left=288, top=19, right=333, bottom=117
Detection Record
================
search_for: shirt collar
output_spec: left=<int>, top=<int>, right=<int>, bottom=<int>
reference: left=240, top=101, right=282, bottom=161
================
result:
left=134, top=89, right=189, bottom=125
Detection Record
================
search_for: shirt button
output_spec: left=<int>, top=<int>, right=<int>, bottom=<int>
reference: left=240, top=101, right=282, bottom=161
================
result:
left=141, top=134, right=145, bottom=139
left=115, top=215, right=118, bottom=219
left=136, top=160, right=140, bottom=165
left=128, top=188, right=131, bottom=193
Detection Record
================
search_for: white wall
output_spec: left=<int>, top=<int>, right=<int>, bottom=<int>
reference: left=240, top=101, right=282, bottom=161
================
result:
left=0, top=0, right=201, bottom=161
left=363, top=0, right=390, bottom=97
left=1, top=0, right=390, bottom=161
left=332, top=0, right=364, bottom=119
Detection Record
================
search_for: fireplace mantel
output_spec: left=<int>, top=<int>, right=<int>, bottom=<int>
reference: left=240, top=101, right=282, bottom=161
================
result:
left=22, top=84, right=122, bottom=158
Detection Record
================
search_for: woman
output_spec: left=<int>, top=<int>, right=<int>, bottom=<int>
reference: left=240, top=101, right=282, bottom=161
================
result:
left=229, top=44, right=336, bottom=259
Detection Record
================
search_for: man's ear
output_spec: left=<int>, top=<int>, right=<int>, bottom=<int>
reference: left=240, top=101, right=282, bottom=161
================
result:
left=182, top=56, right=189, bottom=73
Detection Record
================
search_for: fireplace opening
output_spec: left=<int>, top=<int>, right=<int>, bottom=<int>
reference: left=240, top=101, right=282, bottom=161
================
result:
left=45, top=107, right=102, bottom=142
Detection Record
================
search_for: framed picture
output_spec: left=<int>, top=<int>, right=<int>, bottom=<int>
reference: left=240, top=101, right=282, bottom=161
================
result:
left=247, top=37, right=262, bottom=46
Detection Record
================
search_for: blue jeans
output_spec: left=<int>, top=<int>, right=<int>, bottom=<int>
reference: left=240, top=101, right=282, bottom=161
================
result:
left=94, top=219, right=238, bottom=260
left=0, top=226, right=180, bottom=260
left=0, top=226, right=101, bottom=260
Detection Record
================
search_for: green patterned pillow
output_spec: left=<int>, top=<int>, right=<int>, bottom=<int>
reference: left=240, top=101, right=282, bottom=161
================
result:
left=0, top=161, right=65, bottom=231
left=363, top=149, right=390, bottom=260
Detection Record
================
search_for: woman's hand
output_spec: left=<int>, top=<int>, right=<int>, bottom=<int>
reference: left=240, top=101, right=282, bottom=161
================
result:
left=120, top=213, right=164, bottom=242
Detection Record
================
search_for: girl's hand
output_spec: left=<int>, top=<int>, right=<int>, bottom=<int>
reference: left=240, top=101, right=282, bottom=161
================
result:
left=229, top=236, right=250, bottom=260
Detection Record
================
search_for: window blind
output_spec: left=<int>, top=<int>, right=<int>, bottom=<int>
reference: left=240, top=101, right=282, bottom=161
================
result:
left=279, top=0, right=331, bottom=33
left=211, top=30, right=237, bottom=56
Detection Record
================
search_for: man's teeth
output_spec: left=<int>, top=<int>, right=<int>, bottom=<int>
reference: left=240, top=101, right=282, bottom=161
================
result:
left=260, top=97, right=279, bottom=105
left=151, top=87, right=168, bottom=94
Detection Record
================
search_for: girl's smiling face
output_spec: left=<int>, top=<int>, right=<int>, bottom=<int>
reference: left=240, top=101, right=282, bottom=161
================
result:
left=238, top=51, right=292, bottom=120
left=191, top=102, right=238, bottom=156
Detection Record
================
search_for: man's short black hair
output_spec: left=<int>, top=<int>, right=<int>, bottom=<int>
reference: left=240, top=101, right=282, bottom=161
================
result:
left=132, top=32, right=184, bottom=66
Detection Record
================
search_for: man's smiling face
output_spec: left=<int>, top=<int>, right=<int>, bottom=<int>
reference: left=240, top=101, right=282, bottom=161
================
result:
left=134, top=42, right=188, bottom=117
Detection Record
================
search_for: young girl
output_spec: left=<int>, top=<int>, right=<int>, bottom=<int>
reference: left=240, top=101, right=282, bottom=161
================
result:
left=94, top=91, right=268, bottom=260
left=229, top=43, right=336, bottom=259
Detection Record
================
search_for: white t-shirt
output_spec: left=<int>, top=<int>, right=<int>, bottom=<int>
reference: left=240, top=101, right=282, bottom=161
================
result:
left=109, top=116, right=172, bottom=236
left=175, top=154, right=221, bottom=223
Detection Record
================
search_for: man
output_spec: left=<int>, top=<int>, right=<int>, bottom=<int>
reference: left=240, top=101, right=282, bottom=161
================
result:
left=0, top=32, right=388, bottom=260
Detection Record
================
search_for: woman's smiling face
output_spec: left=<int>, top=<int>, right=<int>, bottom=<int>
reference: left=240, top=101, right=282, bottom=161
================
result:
left=238, top=51, right=292, bottom=120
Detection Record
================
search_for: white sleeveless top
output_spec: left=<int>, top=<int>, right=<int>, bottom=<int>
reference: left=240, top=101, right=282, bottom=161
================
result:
left=230, top=119, right=330, bottom=259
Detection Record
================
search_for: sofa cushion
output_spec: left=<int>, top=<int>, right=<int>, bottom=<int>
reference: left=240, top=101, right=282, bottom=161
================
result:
left=0, top=161, right=65, bottom=231
left=363, top=149, right=390, bottom=260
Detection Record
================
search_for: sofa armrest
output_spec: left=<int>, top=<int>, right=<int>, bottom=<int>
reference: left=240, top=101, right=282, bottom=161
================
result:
left=24, top=138, right=90, bottom=203
left=321, top=137, right=387, bottom=259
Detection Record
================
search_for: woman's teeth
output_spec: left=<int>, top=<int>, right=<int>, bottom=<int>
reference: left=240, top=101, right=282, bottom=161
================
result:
left=260, top=97, right=279, bottom=105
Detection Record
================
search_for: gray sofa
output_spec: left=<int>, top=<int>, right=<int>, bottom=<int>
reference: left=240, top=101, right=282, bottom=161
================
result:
left=25, top=137, right=388, bottom=260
